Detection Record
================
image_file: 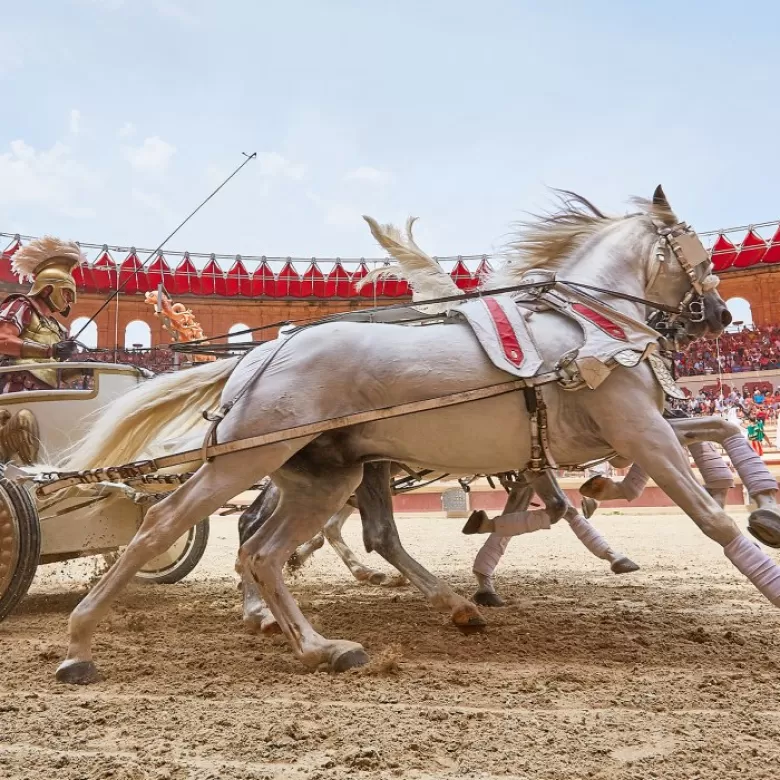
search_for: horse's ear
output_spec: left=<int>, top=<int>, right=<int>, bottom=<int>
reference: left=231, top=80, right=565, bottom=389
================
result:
left=653, top=184, right=669, bottom=208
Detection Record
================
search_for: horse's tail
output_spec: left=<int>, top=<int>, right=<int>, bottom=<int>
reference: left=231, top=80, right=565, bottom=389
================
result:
left=360, top=216, right=461, bottom=309
left=61, top=356, right=241, bottom=471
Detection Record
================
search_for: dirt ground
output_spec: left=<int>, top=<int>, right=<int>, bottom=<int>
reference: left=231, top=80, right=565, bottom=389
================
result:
left=2, top=510, right=780, bottom=780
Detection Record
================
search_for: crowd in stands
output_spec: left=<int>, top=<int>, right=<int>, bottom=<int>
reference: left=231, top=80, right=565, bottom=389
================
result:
left=675, top=325, right=780, bottom=376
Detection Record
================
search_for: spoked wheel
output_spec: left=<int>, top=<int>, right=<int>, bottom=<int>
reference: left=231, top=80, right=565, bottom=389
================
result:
left=134, top=519, right=210, bottom=585
left=0, top=478, right=41, bottom=622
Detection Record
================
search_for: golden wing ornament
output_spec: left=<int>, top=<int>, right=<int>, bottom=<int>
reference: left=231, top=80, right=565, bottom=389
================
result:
left=0, top=408, right=41, bottom=465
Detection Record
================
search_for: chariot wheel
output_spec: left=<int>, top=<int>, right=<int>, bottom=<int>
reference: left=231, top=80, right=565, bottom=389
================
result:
left=134, top=519, right=210, bottom=585
left=0, top=478, right=41, bottom=622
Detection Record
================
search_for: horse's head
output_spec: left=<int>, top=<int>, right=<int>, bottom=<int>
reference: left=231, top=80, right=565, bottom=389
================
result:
left=643, top=185, right=730, bottom=341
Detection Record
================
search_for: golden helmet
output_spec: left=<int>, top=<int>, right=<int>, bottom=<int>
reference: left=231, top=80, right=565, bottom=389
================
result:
left=10, top=236, right=82, bottom=315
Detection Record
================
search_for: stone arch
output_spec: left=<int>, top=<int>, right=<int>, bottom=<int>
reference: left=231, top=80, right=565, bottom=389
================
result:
left=125, top=319, right=151, bottom=349
left=725, top=297, right=753, bottom=329
left=69, top=317, right=98, bottom=349
left=228, top=323, right=252, bottom=344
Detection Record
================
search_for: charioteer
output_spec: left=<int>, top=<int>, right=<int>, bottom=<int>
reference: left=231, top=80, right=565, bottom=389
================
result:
left=0, top=236, right=82, bottom=393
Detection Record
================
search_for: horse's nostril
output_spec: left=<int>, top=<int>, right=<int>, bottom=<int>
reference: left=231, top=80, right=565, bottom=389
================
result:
left=721, top=308, right=733, bottom=326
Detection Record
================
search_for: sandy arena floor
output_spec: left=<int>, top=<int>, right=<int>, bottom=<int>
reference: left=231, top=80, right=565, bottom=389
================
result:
left=2, top=511, right=780, bottom=779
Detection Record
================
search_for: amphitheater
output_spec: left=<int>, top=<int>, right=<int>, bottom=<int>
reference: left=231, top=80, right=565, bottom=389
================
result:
left=2, top=227, right=780, bottom=780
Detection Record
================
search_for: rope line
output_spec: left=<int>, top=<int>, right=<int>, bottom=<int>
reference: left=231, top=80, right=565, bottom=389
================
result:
left=71, top=152, right=257, bottom=340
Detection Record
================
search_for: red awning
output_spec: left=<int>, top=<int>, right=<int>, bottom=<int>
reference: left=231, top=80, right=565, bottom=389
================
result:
left=173, top=254, right=198, bottom=295
left=733, top=230, right=767, bottom=268
left=325, top=261, right=352, bottom=297
left=710, top=235, right=738, bottom=271
left=451, top=258, right=478, bottom=291
left=118, top=251, right=149, bottom=293
left=226, top=257, right=252, bottom=297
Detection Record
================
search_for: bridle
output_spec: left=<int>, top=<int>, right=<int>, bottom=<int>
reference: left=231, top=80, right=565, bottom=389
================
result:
left=648, top=219, right=720, bottom=326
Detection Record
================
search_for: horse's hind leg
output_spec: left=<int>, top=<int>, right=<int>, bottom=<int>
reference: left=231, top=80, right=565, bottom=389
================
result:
left=356, top=462, right=485, bottom=629
left=56, top=444, right=302, bottom=684
left=237, top=483, right=283, bottom=633
left=241, top=464, right=370, bottom=672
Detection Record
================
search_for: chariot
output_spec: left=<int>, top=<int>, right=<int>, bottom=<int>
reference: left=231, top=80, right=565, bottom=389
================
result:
left=0, top=361, right=210, bottom=622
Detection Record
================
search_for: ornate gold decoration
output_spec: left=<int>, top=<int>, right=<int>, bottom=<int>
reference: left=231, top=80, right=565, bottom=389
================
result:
left=144, top=291, right=215, bottom=362
left=0, top=409, right=41, bottom=465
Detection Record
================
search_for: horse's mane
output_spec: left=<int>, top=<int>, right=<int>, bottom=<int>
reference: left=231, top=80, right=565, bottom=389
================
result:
left=484, top=189, right=679, bottom=289
left=361, top=189, right=680, bottom=300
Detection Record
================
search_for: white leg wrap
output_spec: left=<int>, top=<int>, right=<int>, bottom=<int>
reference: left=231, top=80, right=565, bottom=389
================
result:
left=619, top=464, right=650, bottom=501
left=723, top=434, right=777, bottom=496
left=473, top=534, right=512, bottom=577
left=493, top=509, right=551, bottom=537
left=567, top=513, right=614, bottom=561
left=724, top=536, right=780, bottom=606
left=689, top=441, right=734, bottom=491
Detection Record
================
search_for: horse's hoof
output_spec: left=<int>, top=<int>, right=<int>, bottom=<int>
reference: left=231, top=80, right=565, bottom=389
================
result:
left=748, top=508, right=780, bottom=549
left=331, top=647, right=369, bottom=673
left=55, top=660, right=102, bottom=685
left=611, top=556, right=640, bottom=574
left=462, top=510, right=488, bottom=535
left=579, top=475, right=608, bottom=499
left=473, top=590, right=506, bottom=608
left=367, top=571, right=388, bottom=586
left=581, top=496, right=599, bottom=519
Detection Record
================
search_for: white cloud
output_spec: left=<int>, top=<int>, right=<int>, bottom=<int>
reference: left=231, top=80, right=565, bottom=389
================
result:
left=69, top=109, right=81, bottom=135
left=0, top=139, right=100, bottom=215
left=345, top=166, right=392, bottom=185
left=122, top=136, right=176, bottom=173
left=117, top=121, right=136, bottom=139
left=257, top=152, right=306, bottom=180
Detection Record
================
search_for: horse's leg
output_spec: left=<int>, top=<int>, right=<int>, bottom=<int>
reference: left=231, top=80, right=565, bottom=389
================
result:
left=472, top=482, right=533, bottom=607
left=356, top=462, right=485, bottom=628
left=237, top=483, right=283, bottom=633
left=241, top=464, right=370, bottom=672
left=668, top=416, right=780, bottom=547
left=56, top=445, right=297, bottom=684
left=603, top=412, right=780, bottom=609
left=288, top=532, right=325, bottom=569
left=466, top=471, right=639, bottom=575
left=323, top=503, right=406, bottom=587
left=462, top=468, right=565, bottom=534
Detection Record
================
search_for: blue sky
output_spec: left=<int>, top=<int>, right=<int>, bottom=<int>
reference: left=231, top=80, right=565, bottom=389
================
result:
left=1, top=0, right=778, bottom=263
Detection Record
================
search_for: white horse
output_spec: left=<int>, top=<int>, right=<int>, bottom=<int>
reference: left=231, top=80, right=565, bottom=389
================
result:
left=58, top=187, right=780, bottom=683
left=236, top=212, right=780, bottom=617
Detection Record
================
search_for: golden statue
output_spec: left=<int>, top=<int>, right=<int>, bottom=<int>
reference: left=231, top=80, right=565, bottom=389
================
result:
left=144, top=290, right=215, bottom=362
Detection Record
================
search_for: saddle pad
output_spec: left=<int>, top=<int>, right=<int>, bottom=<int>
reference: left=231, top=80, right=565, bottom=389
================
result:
left=457, top=295, right=543, bottom=379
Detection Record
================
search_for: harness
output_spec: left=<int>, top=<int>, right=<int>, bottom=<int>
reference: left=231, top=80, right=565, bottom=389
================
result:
left=34, top=218, right=717, bottom=495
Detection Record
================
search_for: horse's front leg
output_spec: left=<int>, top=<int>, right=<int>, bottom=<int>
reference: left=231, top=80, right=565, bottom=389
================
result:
left=668, top=416, right=780, bottom=547
left=603, top=412, right=780, bottom=609
left=323, top=503, right=406, bottom=587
